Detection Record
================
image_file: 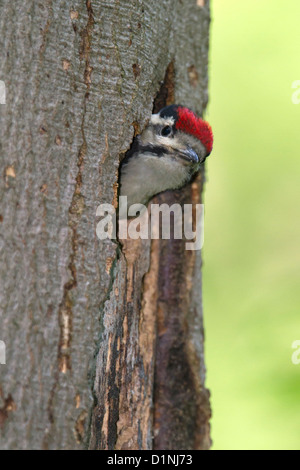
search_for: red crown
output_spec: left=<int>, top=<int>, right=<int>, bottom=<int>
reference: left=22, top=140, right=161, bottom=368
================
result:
left=176, top=107, right=213, bottom=155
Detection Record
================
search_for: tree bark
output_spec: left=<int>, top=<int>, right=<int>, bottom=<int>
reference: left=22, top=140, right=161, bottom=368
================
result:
left=0, top=0, right=211, bottom=450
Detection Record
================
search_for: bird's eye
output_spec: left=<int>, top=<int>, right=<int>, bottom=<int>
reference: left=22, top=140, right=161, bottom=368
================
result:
left=161, top=126, right=172, bottom=137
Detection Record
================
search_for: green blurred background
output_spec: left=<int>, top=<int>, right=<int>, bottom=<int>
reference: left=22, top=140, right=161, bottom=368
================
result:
left=203, top=0, right=300, bottom=450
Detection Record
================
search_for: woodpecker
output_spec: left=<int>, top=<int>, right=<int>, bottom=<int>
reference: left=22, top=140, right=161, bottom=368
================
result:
left=119, top=104, right=213, bottom=216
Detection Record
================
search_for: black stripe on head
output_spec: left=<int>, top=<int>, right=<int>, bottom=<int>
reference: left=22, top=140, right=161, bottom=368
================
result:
left=140, top=144, right=170, bottom=157
left=158, top=104, right=180, bottom=122
left=122, top=142, right=170, bottom=166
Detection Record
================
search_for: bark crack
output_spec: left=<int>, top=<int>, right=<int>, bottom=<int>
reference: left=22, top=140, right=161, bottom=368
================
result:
left=46, top=1, right=95, bottom=441
left=57, top=0, right=95, bottom=375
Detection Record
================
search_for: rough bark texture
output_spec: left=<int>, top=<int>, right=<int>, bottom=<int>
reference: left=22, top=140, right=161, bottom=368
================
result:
left=0, top=0, right=211, bottom=450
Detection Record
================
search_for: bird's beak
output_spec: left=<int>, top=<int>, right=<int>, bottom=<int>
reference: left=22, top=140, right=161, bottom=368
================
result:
left=178, top=146, right=199, bottom=164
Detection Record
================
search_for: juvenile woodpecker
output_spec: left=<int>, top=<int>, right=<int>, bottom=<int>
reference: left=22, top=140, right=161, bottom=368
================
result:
left=119, top=104, right=213, bottom=216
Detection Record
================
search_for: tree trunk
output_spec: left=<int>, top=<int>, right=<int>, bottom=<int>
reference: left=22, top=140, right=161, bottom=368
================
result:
left=0, top=0, right=211, bottom=450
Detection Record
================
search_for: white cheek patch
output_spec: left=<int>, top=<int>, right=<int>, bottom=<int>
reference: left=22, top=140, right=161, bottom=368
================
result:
left=157, top=135, right=179, bottom=148
left=150, top=114, right=175, bottom=127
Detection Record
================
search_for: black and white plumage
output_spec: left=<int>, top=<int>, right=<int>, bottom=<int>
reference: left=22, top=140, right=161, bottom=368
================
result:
left=119, top=105, right=213, bottom=216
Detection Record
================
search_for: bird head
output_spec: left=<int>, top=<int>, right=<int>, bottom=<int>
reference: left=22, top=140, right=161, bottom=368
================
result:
left=119, top=104, right=213, bottom=212
left=140, top=104, right=213, bottom=168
